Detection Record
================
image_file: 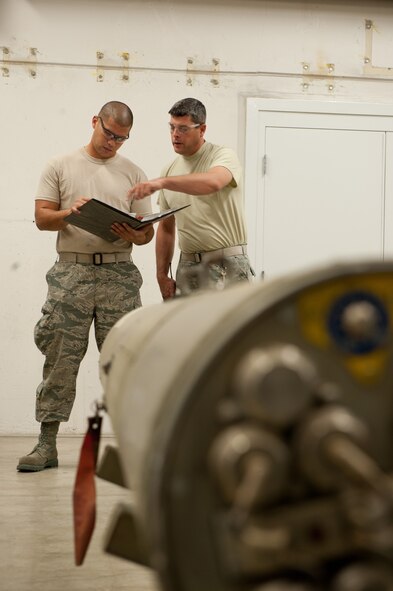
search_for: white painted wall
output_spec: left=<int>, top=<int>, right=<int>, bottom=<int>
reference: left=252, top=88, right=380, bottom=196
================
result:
left=2, top=0, right=393, bottom=434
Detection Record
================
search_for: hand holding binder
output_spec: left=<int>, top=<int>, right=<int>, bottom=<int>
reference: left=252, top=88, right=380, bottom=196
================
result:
left=65, top=198, right=189, bottom=243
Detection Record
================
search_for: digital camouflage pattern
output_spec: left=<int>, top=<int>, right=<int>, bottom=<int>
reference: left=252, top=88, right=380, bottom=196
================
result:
left=34, top=261, right=142, bottom=422
left=176, top=254, right=253, bottom=296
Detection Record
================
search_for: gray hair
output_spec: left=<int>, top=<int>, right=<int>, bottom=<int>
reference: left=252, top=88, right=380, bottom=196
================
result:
left=168, top=98, right=206, bottom=125
left=98, top=101, right=133, bottom=128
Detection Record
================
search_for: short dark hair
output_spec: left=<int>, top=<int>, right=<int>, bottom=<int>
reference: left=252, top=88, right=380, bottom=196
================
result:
left=168, top=98, right=206, bottom=125
left=98, top=101, right=133, bottom=128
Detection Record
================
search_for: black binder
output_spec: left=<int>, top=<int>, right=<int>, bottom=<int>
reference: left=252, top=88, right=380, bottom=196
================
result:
left=64, top=198, right=189, bottom=243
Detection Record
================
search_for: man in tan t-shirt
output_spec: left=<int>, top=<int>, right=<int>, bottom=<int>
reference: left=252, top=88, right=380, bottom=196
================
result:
left=129, top=97, right=253, bottom=299
left=17, top=101, right=154, bottom=472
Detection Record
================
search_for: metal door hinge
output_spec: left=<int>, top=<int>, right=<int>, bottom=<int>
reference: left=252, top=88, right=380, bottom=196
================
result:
left=262, top=154, right=267, bottom=176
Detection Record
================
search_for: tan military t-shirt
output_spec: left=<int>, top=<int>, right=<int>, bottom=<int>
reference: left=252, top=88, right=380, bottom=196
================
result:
left=157, top=142, right=247, bottom=253
left=35, top=148, right=151, bottom=254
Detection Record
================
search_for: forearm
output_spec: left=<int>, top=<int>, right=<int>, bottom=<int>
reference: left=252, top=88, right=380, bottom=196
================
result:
left=35, top=197, right=90, bottom=231
left=110, top=221, right=154, bottom=245
left=35, top=207, right=71, bottom=231
left=159, top=172, right=224, bottom=196
left=129, top=167, right=232, bottom=200
left=133, top=225, right=154, bottom=246
left=156, top=223, right=175, bottom=278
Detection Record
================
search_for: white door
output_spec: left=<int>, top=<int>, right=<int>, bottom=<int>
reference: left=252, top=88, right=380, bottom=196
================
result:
left=245, top=99, right=393, bottom=280
left=384, top=132, right=393, bottom=258
left=263, top=126, right=385, bottom=277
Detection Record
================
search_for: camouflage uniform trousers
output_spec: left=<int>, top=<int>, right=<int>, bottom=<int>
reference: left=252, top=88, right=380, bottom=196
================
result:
left=34, top=261, right=142, bottom=423
left=176, top=254, right=253, bottom=296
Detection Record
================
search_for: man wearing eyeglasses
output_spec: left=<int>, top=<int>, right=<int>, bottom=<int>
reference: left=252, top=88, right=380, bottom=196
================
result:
left=17, top=101, right=154, bottom=472
left=129, top=97, right=253, bottom=299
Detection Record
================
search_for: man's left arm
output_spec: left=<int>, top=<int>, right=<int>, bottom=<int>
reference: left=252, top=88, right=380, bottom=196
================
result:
left=111, top=183, right=155, bottom=244
left=129, top=166, right=233, bottom=200
left=110, top=222, right=154, bottom=245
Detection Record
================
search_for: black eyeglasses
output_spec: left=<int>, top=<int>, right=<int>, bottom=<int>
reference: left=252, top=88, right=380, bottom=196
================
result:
left=98, top=117, right=129, bottom=143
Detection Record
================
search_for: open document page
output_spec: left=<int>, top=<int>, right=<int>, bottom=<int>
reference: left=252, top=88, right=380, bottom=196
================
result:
left=64, top=198, right=190, bottom=243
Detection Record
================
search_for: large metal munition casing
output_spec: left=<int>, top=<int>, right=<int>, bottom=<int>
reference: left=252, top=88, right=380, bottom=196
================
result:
left=99, top=261, right=393, bottom=591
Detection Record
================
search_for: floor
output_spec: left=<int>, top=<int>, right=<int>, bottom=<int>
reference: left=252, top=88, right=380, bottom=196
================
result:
left=0, top=436, right=159, bottom=591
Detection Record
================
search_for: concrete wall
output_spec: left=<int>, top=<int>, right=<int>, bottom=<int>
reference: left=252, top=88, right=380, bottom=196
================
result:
left=2, top=0, right=393, bottom=434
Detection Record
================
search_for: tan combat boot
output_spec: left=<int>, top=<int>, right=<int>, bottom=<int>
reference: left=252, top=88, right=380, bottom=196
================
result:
left=17, top=421, right=60, bottom=472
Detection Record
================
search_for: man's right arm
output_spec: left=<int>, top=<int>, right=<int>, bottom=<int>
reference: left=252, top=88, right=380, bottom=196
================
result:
left=129, top=166, right=233, bottom=200
left=156, top=215, right=176, bottom=300
left=35, top=197, right=90, bottom=231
